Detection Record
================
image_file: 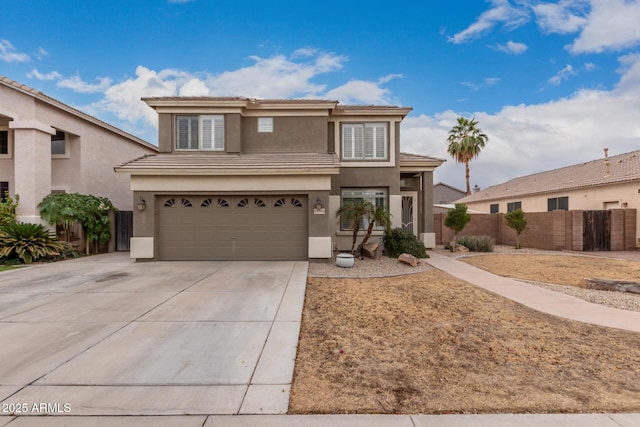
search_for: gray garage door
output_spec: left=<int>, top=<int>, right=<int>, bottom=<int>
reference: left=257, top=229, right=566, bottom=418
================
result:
left=158, top=195, right=308, bottom=261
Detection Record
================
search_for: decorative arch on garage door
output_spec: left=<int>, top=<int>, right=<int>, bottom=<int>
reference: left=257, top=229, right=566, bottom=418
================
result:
left=157, top=195, right=307, bottom=261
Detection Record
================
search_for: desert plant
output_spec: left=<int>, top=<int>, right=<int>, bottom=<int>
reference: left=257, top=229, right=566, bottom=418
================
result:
left=0, top=222, right=73, bottom=264
left=444, top=203, right=471, bottom=251
left=0, top=192, right=19, bottom=228
left=504, top=208, right=528, bottom=249
left=39, top=193, right=116, bottom=254
left=456, top=235, right=494, bottom=252
left=336, top=199, right=391, bottom=255
left=383, top=227, right=428, bottom=258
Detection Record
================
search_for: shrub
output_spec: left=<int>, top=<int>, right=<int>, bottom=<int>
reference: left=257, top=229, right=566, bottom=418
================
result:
left=0, top=222, right=73, bottom=264
left=456, top=235, right=494, bottom=252
left=504, top=208, right=528, bottom=249
left=383, top=228, right=428, bottom=258
left=0, top=192, right=19, bottom=228
left=444, top=204, right=471, bottom=251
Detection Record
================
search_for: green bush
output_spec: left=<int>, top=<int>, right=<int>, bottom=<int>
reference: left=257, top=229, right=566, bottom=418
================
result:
left=0, top=222, right=74, bottom=264
left=382, top=228, right=428, bottom=258
left=0, top=192, right=19, bottom=228
left=456, top=235, right=494, bottom=252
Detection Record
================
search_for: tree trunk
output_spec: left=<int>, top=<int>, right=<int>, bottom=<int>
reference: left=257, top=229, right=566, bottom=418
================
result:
left=350, top=223, right=360, bottom=254
left=465, top=160, right=471, bottom=195
left=356, top=221, right=376, bottom=256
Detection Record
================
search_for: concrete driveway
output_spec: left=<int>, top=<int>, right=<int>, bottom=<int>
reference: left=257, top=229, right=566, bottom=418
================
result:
left=0, top=253, right=307, bottom=417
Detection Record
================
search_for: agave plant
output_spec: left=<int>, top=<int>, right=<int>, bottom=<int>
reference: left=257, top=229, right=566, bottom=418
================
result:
left=0, top=222, right=72, bottom=264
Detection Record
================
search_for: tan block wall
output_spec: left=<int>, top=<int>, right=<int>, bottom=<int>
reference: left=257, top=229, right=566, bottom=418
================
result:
left=434, top=209, right=636, bottom=251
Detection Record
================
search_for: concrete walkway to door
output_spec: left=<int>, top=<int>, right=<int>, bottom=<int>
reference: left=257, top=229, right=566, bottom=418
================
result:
left=0, top=253, right=307, bottom=417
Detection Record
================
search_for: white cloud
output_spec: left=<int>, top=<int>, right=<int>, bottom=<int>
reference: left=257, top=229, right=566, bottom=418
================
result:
left=75, top=50, right=388, bottom=138
left=0, top=39, right=30, bottom=63
left=57, top=75, right=113, bottom=93
left=26, top=69, right=62, bottom=81
left=532, top=0, right=588, bottom=34
left=584, top=62, right=596, bottom=71
left=35, top=47, right=48, bottom=60
left=569, top=0, right=640, bottom=53
left=179, top=78, right=209, bottom=96
left=401, top=54, right=640, bottom=191
left=448, top=0, right=530, bottom=44
left=548, top=64, right=576, bottom=85
left=462, top=77, right=501, bottom=92
left=492, top=40, right=528, bottom=54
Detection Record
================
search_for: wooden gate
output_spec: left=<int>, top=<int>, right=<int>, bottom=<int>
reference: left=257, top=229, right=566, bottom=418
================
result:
left=583, top=210, right=611, bottom=251
left=115, top=211, right=133, bottom=251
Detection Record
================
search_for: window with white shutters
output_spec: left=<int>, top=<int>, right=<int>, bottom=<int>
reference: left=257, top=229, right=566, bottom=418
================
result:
left=176, top=115, right=224, bottom=150
left=340, top=188, right=388, bottom=231
left=342, top=123, right=387, bottom=160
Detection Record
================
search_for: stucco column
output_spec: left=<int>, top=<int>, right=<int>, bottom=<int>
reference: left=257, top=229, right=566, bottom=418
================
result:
left=421, top=171, right=436, bottom=248
left=10, top=121, right=55, bottom=224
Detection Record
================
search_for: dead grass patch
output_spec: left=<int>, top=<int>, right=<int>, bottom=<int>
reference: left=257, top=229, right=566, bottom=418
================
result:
left=289, top=270, right=640, bottom=414
left=461, top=254, right=640, bottom=286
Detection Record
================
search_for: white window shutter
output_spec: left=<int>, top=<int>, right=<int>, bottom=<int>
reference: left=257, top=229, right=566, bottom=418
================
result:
left=364, top=125, right=374, bottom=158
left=375, top=125, right=385, bottom=158
left=353, top=125, right=363, bottom=158
left=213, top=116, right=224, bottom=150
left=343, top=125, right=354, bottom=158
left=201, top=117, right=213, bottom=149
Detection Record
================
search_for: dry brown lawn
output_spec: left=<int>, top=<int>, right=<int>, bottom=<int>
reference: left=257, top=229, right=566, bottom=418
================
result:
left=461, top=254, right=640, bottom=286
left=290, top=263, right=640, bottom=414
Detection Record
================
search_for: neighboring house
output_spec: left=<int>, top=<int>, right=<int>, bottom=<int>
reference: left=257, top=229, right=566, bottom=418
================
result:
left=0, top=76, right=158, bottom=240
left=457, top=149, right=640, bottom=247
left=116, top=97, right=444, bottom=261
left=433, top=182, right=465, bottom=213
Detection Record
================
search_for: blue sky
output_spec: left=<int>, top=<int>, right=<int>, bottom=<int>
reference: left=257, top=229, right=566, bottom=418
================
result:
left=2, top=0, right=640, bottom=191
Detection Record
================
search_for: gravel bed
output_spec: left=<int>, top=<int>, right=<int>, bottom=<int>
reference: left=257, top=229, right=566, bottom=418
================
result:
left=520, top=280, right=640, bottom=313
left=308, top=255, right=432, bottom=278
left=309, top=245, right=640, bottom=312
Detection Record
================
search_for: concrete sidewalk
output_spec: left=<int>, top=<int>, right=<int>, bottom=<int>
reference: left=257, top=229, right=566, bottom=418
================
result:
left=2, top=413, right=640, bottom=426
left=426, top=252, right=640, bottom=333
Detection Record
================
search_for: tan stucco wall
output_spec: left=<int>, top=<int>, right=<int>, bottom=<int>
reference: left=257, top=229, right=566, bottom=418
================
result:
left=463, top=182, right=640, bottom=247
left=242, top=116, right=327, bottom=153
left=0, top=84, right=157, bottom=220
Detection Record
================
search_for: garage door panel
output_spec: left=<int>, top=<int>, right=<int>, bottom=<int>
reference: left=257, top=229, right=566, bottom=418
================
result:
left=158, top=195, right=307, bottom=261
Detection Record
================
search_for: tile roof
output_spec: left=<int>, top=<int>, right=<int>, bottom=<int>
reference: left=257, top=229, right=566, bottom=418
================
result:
left=459, top=150, right=640, bottom=203
left=0, top=76, right=157, bottom=151
left=115, top=152, right=341, bottom=175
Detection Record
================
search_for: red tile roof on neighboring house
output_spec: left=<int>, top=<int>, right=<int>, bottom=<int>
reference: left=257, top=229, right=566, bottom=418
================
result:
left=459, top=150, right=640, bottom=203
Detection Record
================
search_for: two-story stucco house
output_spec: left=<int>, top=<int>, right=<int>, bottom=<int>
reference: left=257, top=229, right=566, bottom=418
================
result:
left=0, top=77, right=158, bottom=233
left=116, top=97, right=443, bottom=261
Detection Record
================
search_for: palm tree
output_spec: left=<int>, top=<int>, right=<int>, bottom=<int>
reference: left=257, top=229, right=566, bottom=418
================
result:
left=336, top=199, right=391, bottom=255
left=446, top=116, right=489, bottom=195
left=356, top=204, right=391, bottom=255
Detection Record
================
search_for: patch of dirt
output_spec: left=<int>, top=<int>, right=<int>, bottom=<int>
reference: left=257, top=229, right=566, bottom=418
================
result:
left=289, top=270, right=640, bottom=414
left=460, top=254, right=640, bottom=286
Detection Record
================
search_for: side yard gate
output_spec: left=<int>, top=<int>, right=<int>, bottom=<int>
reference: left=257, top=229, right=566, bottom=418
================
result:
left=583, top=210, right=611, bottom=251
left=115, top=211, right=133, bottom=251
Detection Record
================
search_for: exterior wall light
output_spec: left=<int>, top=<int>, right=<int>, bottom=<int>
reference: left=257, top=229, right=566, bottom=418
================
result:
left=314, top=197, right=325, bottom=215
left=314, top=197, right=323, bottom=210
left=136, top=198, right=147, bottom=211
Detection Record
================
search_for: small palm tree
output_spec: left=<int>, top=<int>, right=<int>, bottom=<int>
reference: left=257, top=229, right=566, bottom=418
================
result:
left=356, top=204, right=392, bottom=255
left=447, top=116, right=489, bottom=195
left=336, top=200, right=391, bottom=255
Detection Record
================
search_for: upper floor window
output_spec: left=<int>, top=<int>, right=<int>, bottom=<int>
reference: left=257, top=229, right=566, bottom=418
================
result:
left=257, top=117, right=273, bottom=133
left=507, top=201, right=522, bottom=212
left=548, top=196, right=568, bottom=211
left=51, top=130, right=66, bottom=156
left=0, top=130, right=8, bottom=155
left=342, top=123, right=387, bottom=160
left=176, top=115, right=224, bottom=151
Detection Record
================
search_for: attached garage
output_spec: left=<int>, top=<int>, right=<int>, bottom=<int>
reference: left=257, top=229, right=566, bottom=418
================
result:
left=158, top=195, right=308, bottom=261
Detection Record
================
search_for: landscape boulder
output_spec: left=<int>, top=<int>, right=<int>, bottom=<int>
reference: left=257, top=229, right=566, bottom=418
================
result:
left=398, top=253, right=420, bottom=267
left=362, top=242, right=382, bottom=259
left=578, top=278, right=640, bottom=294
